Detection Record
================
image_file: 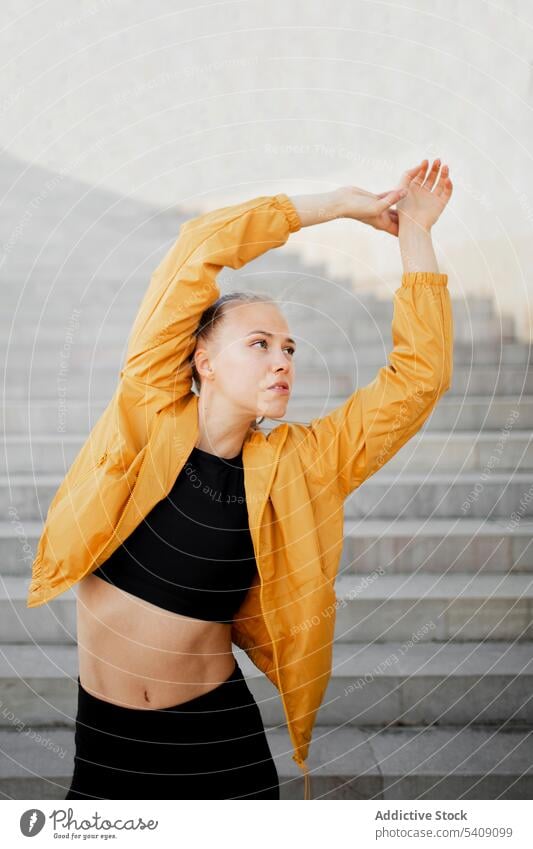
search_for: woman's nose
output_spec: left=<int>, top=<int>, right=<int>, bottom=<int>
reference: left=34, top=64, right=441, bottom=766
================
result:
left=271, top=356, right=291, bottom=373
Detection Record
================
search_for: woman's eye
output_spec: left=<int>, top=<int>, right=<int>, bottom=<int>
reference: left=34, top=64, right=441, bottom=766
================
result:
left=251, top=340, right=295, bottom=356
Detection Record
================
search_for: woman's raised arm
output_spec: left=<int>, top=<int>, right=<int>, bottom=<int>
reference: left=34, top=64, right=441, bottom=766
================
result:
left=285, top=159, right=454, bottom=500
left=120, top=193, right=302, bottom=405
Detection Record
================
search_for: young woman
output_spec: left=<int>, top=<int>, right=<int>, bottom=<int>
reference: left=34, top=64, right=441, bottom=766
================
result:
left=52, top=159, right=453, bottom=800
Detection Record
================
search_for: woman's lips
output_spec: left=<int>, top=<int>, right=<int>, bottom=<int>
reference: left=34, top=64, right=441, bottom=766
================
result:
left=268, top=384, right=290, bottom=394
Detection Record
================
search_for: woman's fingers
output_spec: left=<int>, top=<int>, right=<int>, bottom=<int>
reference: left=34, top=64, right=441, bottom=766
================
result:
left=411, top=159, right=429, bottom=187
left=398, top=162, right=425, bottom=191
left=435, top=164, right=452, bottom=197
left=412, top=157, right=452, bottom=198
left=376, top=187, right=407, bottom=211
left=423, top=159, right=442, bottom=192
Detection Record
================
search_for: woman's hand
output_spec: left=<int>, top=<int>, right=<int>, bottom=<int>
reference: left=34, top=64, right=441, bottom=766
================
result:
left=335, top=181, right=410, bottom=237
left=396, top=159, right=453, bottom=232
left=334, top=164, right=423, bottom=236
left=336, top=159, right=452, bottom=236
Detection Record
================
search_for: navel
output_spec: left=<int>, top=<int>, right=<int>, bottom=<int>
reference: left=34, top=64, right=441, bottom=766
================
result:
left=143, top=689, right=150, bottom=703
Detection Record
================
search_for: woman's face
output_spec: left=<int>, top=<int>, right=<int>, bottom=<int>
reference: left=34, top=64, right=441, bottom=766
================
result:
left=195, top=301, right=296, bottom=420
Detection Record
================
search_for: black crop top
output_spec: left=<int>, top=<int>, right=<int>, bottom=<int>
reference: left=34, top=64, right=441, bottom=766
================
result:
left=92, top=445, right=258, bottom=623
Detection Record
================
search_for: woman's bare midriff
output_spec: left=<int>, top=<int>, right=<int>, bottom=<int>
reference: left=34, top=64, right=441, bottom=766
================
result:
left=75, top=571, right=236, bottom=710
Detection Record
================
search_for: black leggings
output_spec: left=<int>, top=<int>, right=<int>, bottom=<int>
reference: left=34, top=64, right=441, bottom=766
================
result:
left=65, top=658, right=280, bottom=800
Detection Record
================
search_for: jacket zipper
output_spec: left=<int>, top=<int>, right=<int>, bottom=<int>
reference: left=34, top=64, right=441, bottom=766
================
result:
left=69, top=451, right=108, bottom=492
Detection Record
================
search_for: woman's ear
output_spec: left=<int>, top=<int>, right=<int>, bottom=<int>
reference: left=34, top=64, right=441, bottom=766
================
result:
left=194, top=346, right=214, bottom=381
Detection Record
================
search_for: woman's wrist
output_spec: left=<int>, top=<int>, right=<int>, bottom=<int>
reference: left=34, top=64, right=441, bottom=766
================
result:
left=288, top=189, right=345, bottom=228
left=398, top=221, right=439, bottom=273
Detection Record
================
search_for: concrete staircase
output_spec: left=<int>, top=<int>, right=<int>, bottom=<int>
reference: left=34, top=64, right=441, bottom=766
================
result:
left=1, top=155, right=532, bottom=799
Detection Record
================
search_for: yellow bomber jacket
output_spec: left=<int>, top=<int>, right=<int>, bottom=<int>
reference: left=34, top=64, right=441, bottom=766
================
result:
left=26, top=192, right=453, bottom=800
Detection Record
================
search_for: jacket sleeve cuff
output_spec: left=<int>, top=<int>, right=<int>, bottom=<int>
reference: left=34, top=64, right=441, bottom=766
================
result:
left=401, top=271, right=448, bottom=287
left=274, top=192, right=303, bottom=233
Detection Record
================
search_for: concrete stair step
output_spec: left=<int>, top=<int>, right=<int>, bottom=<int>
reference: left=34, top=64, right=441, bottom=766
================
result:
left=291, top=724, right=533, bottom=800
left=3, top=431, right=531, bottom=474
left=341, top=518, right=533, bottom=574
left=0, top=722, right=530, bottom=799
left=343, top=472, right=533, bottom=520
left=0, top=579, right=78, bottom=644
left=3, top=471, right=532, bottom=521
left=332, top=572, right=533, bottom=642
left=2, top=519, right=532, bottom=579
left=3, top=573, right=532, bottom=644
left=5, top=364, right=533, bottom=398
left=317, top=640, right=533, bottom=727
left=1, top=641, right=531, bottom=729
left=3, top=395, right=530, bottom=434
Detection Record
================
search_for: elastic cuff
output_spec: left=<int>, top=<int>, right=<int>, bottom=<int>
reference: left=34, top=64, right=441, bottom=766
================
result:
left=402, top=271, right=448, bottom=287
left=274, top=192, right=302, bottom=233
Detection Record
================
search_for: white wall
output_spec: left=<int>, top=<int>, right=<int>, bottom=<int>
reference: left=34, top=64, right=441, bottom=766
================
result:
left=2, top=0, right=532, bottom=338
